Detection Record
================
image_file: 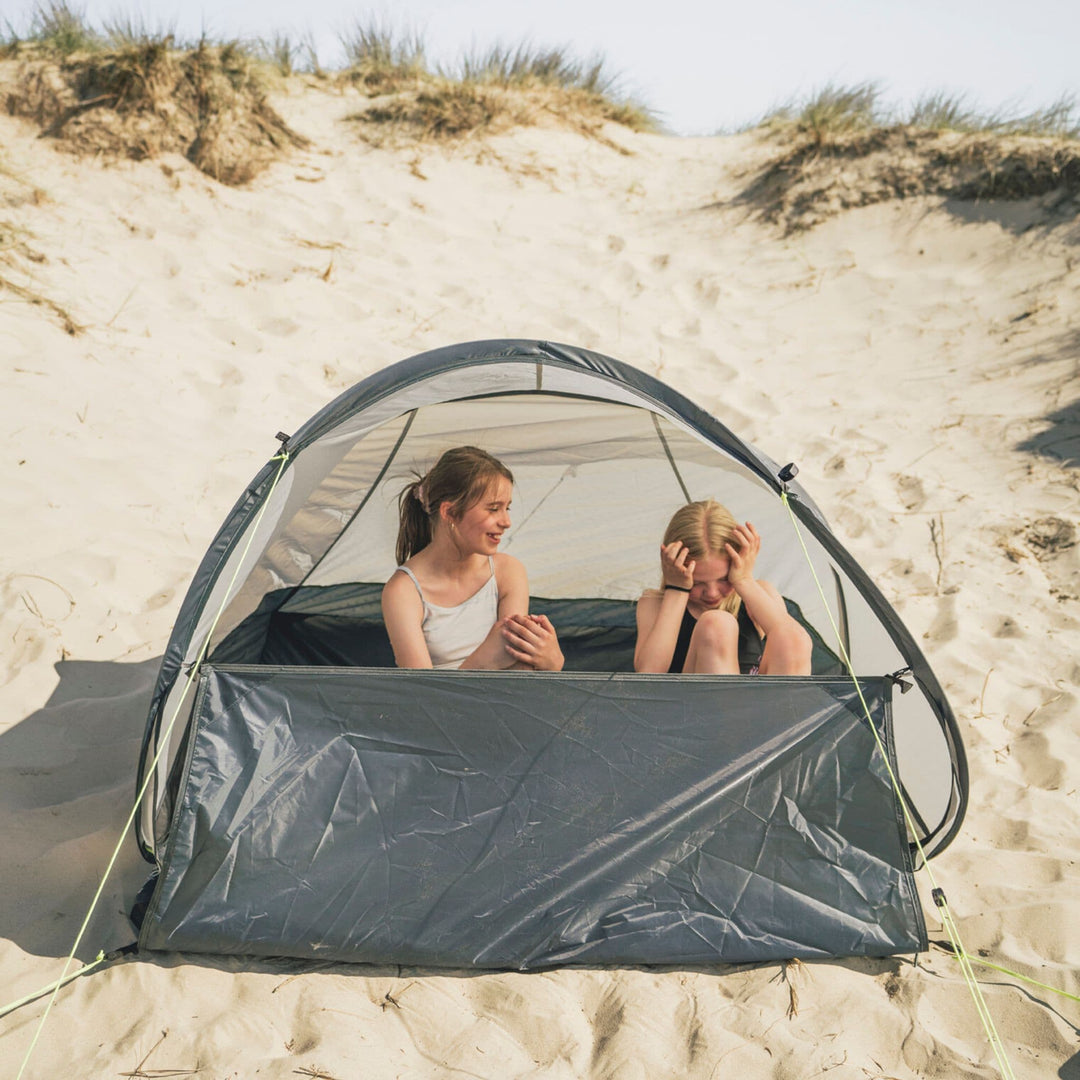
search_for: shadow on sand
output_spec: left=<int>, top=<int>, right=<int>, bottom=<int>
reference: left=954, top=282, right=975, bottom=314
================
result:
left=0, top=657, right=160, bottom=962
left=1016, top=327, right=1080, bottom=470
left=940, top=196, right=1080, bottom=242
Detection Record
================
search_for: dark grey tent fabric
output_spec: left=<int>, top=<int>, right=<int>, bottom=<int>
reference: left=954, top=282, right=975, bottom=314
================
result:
left=139, top=667, right=925, bottom=968
left=210, top=583, right=845, bottom=676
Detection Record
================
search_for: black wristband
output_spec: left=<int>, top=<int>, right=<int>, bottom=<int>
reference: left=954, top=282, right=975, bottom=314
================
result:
left=664, top=584, right=692, bottom=593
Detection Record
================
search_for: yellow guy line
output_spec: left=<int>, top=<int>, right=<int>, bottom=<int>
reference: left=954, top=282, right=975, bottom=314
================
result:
left=780, top=491, right=1017, bottom=1080
left=16, top=451, right=290, bottom=1080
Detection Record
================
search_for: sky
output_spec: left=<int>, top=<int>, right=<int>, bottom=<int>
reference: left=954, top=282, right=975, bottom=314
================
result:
left=19, top=0, right=1080, bottom=134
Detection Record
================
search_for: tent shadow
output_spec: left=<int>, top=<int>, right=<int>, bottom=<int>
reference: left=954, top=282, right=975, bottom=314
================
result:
left=119, top=947, right=910, bottom=988
left=0, top=657, right=160, bottom=961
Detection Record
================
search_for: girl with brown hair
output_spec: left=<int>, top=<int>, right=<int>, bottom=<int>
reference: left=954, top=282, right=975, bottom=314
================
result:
left=381, top=446, right=564, bottom=671
left=634, top=499, right=812, bottom=676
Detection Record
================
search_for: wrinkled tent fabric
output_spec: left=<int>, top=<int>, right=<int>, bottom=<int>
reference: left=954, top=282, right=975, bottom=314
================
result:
left=139, top=669, right=925, bottom=967
left=134, top=338, right=966, bottom=967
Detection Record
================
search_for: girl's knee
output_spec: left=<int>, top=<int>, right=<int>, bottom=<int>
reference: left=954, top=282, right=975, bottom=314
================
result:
left=685, top=608, right=740, bottom=674
left=693, top=609, right=738, bottom=649
left=764, top=619, right=813, bottom=675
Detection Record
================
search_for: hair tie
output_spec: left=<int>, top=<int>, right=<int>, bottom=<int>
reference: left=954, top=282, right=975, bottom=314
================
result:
left=414, top=480, right=428, bottom=512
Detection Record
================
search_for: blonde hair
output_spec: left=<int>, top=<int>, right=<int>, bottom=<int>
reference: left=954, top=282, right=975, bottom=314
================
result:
left=396, top=446, right=513, bottom=565
left=662, top=499, right=743, bottom=615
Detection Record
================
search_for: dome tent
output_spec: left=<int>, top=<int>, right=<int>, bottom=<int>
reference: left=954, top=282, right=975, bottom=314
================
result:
left=133, top=339, right=967, bottom=968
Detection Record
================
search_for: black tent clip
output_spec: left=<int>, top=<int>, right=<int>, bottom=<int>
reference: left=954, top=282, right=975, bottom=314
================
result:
left=275, top=431, right=291, bottom=455
left=888, top=666, right=914, bottom=694
left=778, top=462, right=799, bottom=493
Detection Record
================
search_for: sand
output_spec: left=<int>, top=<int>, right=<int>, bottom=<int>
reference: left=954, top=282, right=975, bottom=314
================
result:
left=1, top=76, right=1078, bottom=1079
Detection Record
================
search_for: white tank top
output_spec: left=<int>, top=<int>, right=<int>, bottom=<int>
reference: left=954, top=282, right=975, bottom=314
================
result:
left=396, top=557, right=499, bottom=670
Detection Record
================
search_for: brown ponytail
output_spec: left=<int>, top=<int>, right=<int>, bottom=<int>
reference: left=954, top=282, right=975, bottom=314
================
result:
left=395, top=446, right=513, bottom=565
left=395, top=479, right=432, bottom=566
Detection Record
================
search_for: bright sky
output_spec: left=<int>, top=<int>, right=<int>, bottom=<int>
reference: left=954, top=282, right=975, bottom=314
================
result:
left=51, top=0, right=1080, bottom=134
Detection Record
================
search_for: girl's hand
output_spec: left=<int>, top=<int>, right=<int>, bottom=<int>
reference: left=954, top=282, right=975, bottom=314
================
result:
left=726, top=522, right=761, bottom=587
left=501, top=613, right=564, bottom=671
left=660, top=541, right=696, bottom=589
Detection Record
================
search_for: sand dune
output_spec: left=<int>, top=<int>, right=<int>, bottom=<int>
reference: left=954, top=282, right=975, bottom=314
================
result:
left=1, top=74, right=1078, bottom=1078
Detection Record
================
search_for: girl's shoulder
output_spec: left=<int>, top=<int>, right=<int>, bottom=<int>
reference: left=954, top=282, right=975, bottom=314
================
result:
left=382, top=565, right=423, bottom=609
left=384, top=562, right=418, bottom=587
left=493, top=551, right=526, bottom=583
left=635, top=588, right=665, bottom=620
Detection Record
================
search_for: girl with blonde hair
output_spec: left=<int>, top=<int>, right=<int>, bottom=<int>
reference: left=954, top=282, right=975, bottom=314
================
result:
left=634, top=499, right=811, bottom=675
left=382, top=446, right=563, bottom=671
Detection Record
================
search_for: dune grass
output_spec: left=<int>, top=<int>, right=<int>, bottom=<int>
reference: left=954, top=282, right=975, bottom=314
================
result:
left=2, top=6, right=656, bottom=170
left=344, top=31, right=656, bottom=144
left=21, top=0, right=98, bottom=54
left=339, top=18, right=427, bottom=91
left=455, top=42, right=655, bottom=132
left=761, top=82, right=880, bottom=143
left=903, top=91, right=1080, bottom=138
left=744, top=83, right=1080, bottom=231
left=762, top=83, right=1080, bottom=142
left=2, top=3, right=308, bottom=184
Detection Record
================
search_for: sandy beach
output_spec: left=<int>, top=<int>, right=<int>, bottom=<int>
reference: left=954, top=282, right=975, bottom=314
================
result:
left=1, top=67, right=1078, bottom=1078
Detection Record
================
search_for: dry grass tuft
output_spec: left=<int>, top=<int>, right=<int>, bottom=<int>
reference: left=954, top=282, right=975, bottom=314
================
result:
left=23, top=0, right=99, bottom=56
left=338, top=19, right=427, bottom=93
left=341, top=25, right=655, bottom=145
left=741, top=84, right=1080, bottom=232
left=360, top=80, right=508, bottom=141
left=353, top=78, right=653, bottom=147
left=5, top=10, right=653, bottom=159
left=4, top=34, right=308, bottom=184
left=761, top=82, right=880, bottom=145
left=254, top=32, right=301, bottom=78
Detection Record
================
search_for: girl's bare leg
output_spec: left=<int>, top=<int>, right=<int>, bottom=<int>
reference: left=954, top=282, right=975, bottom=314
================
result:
left=685, top=610, right=740, bottom=674
left=757, top=618, right=812, bottom=675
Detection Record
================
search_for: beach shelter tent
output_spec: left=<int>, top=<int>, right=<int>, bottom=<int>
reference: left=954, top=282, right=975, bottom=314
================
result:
left=133, top=339, right=967, bottom=969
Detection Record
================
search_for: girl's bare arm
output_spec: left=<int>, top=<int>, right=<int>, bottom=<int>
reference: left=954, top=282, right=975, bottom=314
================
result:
left=381, top=572, right=434, bottom=668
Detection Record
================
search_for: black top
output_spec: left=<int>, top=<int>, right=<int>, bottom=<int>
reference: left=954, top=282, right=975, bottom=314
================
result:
left=668, top=604, right=765, bottom=675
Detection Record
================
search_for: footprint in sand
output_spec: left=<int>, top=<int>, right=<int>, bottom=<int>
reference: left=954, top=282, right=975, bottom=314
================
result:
left=1022, top=516, right=1079, bottom=600
left=1011, top=729, right=1066, bottom=791
left=923, top=590, right=958, bottom=643
left=146, top=588, right=174, bottom=611
left=587, top=983, right=628, bottom=1079
left=469, top=980, right=553, bottom=1065
left=694, top=276, right=721, bottom=306
left=824, top=452, right=846, bottom=477
left=1025, top=515, right=1076, bottom=557
left=989, top=815, right=1030, bottom=850
left=673, top=996, right=709, bottom=1072
left=893, top=473, right=926, bottom=511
